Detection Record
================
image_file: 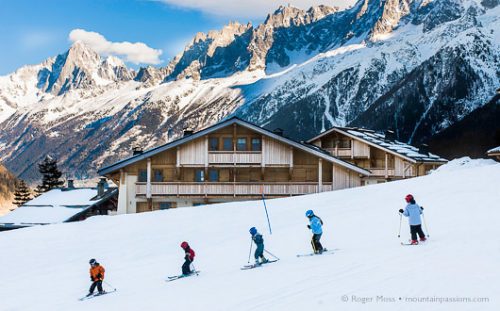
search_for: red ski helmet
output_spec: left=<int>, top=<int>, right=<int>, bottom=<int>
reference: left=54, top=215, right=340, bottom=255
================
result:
left=180, top=241, right=189, bottom=249
left=405, top=194, right=414, bottom=203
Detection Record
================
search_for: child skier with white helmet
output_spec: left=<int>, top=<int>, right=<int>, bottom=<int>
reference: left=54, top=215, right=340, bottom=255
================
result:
left=305, top=210, right=324, bottom=254
left=249, top=227, right=268, bottom=265
left=399, top=194, right=426, bottom=245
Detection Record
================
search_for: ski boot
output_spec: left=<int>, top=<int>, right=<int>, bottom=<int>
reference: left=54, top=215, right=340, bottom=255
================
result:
left=419, top=237, right=427, bottom=242
left=86, top=292, right=93, bottom=297
left=410, top=240, right=419, bottom=245
left=260, top=257, right=269, bottom=264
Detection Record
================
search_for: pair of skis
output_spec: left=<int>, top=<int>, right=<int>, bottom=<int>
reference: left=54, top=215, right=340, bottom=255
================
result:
left=79, top=289, right=116, bottom=301
left=296, top=248, right=338, bottom=257
left=165, top=270, right=201, bottom=282
left=241, top=259, right=279, bottom=270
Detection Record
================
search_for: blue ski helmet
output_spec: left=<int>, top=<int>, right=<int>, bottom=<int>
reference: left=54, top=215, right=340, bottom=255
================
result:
left=249, top=227, right=257, bottom=235
left=305, top=210, right=314, bottom=217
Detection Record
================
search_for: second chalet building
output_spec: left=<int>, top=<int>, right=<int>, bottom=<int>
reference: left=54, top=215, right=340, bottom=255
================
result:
left=98, top=117, right=447, bottom=214
left=98, top=117, right=371, bottom=214
left=308, top=127, right=447, bottom=183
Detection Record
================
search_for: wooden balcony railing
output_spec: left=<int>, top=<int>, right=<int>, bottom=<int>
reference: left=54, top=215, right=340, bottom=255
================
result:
left=208, top=152, right=262, bottom=164
left=136, top=182, right=332, bottom=196
left=370, top=168, right=395, bottom=176
left=325, top=148, right=352, bottom=157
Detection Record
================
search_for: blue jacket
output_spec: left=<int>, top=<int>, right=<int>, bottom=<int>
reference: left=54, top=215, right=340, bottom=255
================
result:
left=403, top=203, right=423, bottom=225
left=309, top=215, right=323, bottom=235
left=252, top=233, right=264, bottom=246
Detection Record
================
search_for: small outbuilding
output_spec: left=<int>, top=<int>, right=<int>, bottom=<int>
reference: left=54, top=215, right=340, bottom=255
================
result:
left=0, top=179, right=117, bottom=231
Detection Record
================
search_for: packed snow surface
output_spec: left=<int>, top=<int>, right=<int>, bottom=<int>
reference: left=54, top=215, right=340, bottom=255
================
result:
left=0, top=161, right=499, bottom=310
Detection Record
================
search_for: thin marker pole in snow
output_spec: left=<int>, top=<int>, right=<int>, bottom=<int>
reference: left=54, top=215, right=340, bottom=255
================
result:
left=261, top=186, right=272, bottom=235
left=247, top=238, right=253, bottom=264
left=422, top=214, right=430, bottom=237
left=398, top=213, right=403, bottom=238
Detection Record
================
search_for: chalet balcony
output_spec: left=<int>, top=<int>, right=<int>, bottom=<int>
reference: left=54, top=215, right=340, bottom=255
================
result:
left=136, top=182, right=333, bottom=197
left=208, top=151, right=262, bottom=164
left=325, top=148, right=352, bottom=157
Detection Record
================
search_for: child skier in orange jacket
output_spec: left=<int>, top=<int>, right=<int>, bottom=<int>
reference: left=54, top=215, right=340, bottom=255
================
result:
left=87, top=259, right=105, bottom=297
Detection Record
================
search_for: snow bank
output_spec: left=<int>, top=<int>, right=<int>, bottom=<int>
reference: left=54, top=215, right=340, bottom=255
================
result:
left=0, top=162, right=499, bottom=310
left=432, top=157, right=497, bottom=173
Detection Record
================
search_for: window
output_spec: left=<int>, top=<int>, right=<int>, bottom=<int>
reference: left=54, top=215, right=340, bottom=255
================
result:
left=251, top=138, right=261, bottom=151
left=337, top=139, right=351, bottom=148
left=208, top=169, right=219, bottom=182
left=236, top=137, right=247, bottom=151
left=153, top=169, right=163, bottom=182
left=138, top=169, right=147, bottom=182
left=209, top=137, right=219, bottom=151
left=223, top=137, right=232, bottom=151
left=195, top=169, right=205, bottom=182
left=159, top=202, right=171, bottom=210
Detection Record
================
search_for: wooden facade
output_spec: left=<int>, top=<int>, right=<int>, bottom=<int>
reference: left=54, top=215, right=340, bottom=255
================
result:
left=99, top=118, right=370, bottom=214
left=308, top=128, right=447, bottom=184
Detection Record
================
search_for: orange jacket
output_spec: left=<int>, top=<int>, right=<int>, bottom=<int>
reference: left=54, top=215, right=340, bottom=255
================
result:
left=90, top=264, right=105, bottom=281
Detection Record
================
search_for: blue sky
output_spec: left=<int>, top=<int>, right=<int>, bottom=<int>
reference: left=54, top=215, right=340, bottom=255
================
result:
left=0, top=0, right=354, bottom=75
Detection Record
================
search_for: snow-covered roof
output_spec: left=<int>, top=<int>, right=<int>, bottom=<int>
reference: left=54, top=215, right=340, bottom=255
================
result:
left=487, top=146, right=500, bottom=154
left=309, top=127, right=448, bottom=164
left=0, top=188, right=114, bottom=227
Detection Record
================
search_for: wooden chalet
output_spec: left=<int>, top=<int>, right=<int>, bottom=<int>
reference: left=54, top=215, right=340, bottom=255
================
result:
left=487, top=146, right=500, bottom=161
left=308, top=127, right=448, bottom=184
left=98, top=117, right=370, bottom=214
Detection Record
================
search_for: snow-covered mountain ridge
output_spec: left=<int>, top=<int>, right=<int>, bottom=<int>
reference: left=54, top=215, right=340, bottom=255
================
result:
left=0, top=0, right=499, bottom=181
left=0, top=159, right=499, bottom=310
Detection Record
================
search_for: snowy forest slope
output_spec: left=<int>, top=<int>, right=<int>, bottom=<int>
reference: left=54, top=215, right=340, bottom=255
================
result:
left=0, top=159, right=499, bottom=310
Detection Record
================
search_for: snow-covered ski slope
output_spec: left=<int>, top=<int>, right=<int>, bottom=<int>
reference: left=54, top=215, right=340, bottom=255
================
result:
left=1, top=158, right=499, bottom=311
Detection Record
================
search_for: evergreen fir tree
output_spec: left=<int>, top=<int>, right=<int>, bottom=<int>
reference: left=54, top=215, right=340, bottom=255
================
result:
left=35, top=156, right=64, bottom=195
left=13, top=179, right=32, bottom=206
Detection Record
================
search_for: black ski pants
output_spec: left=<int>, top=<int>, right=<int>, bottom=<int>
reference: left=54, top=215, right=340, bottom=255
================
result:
left=182, top=258, right=192, bottom=275
left=89, top=280, right=103, bottom=294
left=410, top=224, right=426, bottom=241
left=311, top=233, right=323, bottom=253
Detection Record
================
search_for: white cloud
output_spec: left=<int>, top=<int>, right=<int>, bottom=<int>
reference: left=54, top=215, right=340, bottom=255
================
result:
left=159, top=0, right=356, bottom=18
left=68, top=29, right=163, bottom=65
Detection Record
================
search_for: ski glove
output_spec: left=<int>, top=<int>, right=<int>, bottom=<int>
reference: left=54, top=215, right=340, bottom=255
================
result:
left=399, top=209, right=404, bottom=213
left=97, top=273, right=102, bottom=279
left=307, top=225, right=311, bottom=229
left=90, top=276, right=94, bottom=282
left=421, top=206, right=424, bottom=210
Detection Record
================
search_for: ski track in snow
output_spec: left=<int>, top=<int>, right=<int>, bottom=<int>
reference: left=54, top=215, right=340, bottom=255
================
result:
left=0, top=160, right=499, bottom=310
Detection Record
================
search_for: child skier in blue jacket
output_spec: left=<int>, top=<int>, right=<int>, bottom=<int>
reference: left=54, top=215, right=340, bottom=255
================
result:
left=249, top=227, right=268, bottom=265
left=399, top=194, right=426, bottom=245
left=306, top=210, right=324, bottom=254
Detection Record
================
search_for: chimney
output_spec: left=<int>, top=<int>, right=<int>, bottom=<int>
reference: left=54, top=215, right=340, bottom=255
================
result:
left=67, top=179, right=75, bottom=189
left=273, top=128, right=284, bottom=136
left=183, top=128, right=194, bottom=137
left=132, top=146, right=143, bottom=156
left=418, top=144, right=430, bottom=155
left=384, top=130, right=396, bottom=141
left=97, top=178, right=107, bottom=197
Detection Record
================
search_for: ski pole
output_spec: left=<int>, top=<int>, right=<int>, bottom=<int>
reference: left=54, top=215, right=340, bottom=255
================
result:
left=397, top=213, right=402, bottom=238
left=191, top=263, right=199, bottom=276
left=422, top=214, right=430, bottom=237
left=247, top=238, right=253, bottom=264
left=264, top=249, right=280, bottom=260
left=103, top=280, right=116, bottom=291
